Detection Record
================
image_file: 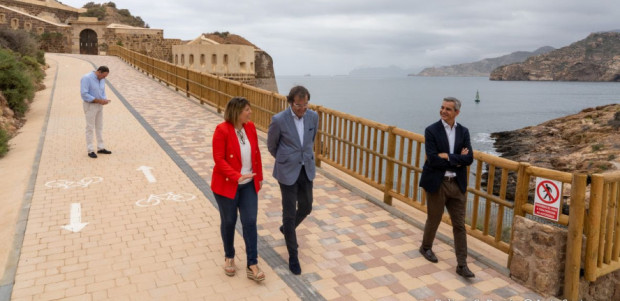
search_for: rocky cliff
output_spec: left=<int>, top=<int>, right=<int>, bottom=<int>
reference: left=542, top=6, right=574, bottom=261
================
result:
left=490, top=32, right=620, bottom=81
left=492, top=104, right=620, bottom=174
left=416, top=47, right=554, bottom=77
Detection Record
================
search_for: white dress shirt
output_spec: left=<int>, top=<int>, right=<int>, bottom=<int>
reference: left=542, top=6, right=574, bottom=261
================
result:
left=441, top=120, right=457, bottom=178
left=236, top=127, right=253, bottom=184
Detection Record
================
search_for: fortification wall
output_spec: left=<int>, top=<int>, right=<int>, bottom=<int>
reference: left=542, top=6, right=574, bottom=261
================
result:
left=172, top=43, right=256, bottom=75
left=105, top=30, right=180, bottom=62
left=0, top=5, right=71, bottom=53
left=0, top=0, right=77, bottom=23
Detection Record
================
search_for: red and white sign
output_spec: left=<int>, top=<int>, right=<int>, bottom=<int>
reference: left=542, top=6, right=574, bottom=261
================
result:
left=533, top=177, right=563, bottom=221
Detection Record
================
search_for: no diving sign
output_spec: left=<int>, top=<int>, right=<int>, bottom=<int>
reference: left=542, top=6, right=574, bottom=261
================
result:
left=533, top=177, right=563, bottom=221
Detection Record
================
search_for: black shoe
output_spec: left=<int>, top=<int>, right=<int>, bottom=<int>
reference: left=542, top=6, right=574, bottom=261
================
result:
left=97, top=148, right=112, bottom=154
left=456, top=265, right=475, bottom=278
left=88, top=152, right=97, bottom=158
left=289, top=259, right=301, bottom=275
left=419, top=247, right=438, bottom=263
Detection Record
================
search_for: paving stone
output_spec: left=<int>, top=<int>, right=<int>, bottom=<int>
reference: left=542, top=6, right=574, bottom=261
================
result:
left=6, top=53, right=551, bottom=301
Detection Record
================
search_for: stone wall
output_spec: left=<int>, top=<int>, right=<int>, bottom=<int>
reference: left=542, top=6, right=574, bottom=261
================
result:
left=0, top=0, right=78, bottom=23
left=172, top=43, right=256, bottom=75
left=510, top=215, right=620, bottom=300
left=0, top=6, right=72, bottom=53
left=104, top=29, right=180, bottom=62
left=510, top=216, right=567, bottom=296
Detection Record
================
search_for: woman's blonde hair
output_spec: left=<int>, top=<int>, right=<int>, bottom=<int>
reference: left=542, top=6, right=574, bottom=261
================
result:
left=224, top=97, right=250, bottom=125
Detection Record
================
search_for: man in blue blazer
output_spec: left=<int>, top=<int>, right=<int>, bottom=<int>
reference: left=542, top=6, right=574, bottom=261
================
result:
left=419, top=97, right=475, bottom=278
left=267, top=86, right=318, bottom=275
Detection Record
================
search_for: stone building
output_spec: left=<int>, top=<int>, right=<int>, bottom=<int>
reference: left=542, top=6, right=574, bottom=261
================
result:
left=173, top=33, right=278, bottom=92
left=0, top=0, right=277, bottom=91
left=0, top=0, right=180, bottom=60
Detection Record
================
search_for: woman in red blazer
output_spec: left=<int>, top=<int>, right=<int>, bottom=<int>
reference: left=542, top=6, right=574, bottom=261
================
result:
left=211, top=97, right=264, bottom=282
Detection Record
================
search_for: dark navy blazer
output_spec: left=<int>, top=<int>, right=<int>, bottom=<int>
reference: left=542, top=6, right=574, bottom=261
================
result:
left=419, top=120, right=474, bottom=194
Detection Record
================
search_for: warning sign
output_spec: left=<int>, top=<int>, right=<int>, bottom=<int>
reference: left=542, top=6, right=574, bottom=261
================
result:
left=533, top=177, right=563, bottom=221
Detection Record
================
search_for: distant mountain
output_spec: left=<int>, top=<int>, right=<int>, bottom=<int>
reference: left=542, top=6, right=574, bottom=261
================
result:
left=415, top=47, right=555, bottom=77
left=348, top=66, right=417, bottom=77
left=490, top=32, right=620, bottom=82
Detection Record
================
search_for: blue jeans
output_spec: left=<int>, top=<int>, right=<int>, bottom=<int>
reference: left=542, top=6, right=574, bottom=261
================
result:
left=214, top=180, right=258, bottom=266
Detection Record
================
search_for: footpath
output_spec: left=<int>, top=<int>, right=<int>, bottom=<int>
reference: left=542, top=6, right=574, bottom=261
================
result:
left=1, top=53, right=550, bottom=301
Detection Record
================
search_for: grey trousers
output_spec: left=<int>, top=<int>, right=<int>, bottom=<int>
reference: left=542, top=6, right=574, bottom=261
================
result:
left=421, top=179, right=468, bottom=266
left=83, top=101, right=105, bottom=153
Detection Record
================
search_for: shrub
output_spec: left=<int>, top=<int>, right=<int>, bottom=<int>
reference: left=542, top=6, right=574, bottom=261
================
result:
left=0, top=48, right=35, bottom=116
left=82, top=5, right=106, bottom=20
left=0, top=29, right=40, bottom=58
left=592, top=144, right=604, bottom=152
left=21, top=55, right=45, bottom=83
left=0, top=127, right=8, bottom=157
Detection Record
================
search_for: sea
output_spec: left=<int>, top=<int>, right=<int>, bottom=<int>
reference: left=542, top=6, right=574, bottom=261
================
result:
left=276, top=75, right=620, bottom=155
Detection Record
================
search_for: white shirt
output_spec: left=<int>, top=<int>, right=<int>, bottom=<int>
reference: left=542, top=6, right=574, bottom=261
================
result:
left=236, top=127, right=253, bottom=184
left=441, top=120, right=457, bottom=178
left=290, top=107, right=304, bottom=146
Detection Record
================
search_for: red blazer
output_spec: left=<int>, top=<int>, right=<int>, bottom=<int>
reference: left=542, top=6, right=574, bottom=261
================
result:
left=211, top=121, right=263, bottom=199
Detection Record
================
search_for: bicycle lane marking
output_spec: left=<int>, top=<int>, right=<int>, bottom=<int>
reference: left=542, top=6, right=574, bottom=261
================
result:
left=9, top=54, right=218, bottom=300
left=44, top=177, right=103, bottom=189
left=135, top=192, right=196, bottom=207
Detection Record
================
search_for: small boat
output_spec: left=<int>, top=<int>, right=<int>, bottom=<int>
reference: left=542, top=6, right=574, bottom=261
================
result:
left=474, top=90, right=480, bottom=103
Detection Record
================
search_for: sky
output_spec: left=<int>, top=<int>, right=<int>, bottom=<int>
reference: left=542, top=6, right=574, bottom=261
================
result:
left=59, top=0, right=620, bottom=76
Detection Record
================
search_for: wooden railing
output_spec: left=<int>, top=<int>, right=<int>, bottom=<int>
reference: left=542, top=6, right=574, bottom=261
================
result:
left=585, top=172, right=620, bottom=281
left=108, top=45, right=620, bottom=300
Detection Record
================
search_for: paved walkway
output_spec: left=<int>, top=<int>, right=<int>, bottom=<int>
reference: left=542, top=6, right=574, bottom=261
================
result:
left=3, top=54, right=550, bottom=301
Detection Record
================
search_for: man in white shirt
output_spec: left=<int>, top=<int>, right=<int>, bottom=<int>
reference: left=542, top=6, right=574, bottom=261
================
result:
left=418, top=97, right=475, bottom=278
left=80, top=66, right=111, bottom=158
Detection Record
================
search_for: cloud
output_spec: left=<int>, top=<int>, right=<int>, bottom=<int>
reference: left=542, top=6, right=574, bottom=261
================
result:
left=60, top=0, right=620, bottom=75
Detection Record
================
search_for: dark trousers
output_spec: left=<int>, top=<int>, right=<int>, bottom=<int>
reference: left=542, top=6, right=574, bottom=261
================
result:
left=214, top=180, right=258, bottom=266
left=422, top=179, right=468, bottom=266
left=279, top=166, right=313, bottom=261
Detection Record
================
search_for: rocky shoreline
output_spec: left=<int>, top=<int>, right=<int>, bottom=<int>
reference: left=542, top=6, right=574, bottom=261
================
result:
left=492, top=103, right=620, bottom=174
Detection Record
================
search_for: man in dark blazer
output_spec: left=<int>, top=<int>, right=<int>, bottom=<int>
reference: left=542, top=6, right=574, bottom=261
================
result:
left=267, top=86, right=318, bottom=275
left=419, top=97, right=475, bottom=278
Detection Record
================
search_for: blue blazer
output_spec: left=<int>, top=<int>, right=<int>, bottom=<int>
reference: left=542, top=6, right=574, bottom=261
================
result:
left=419, top=120, right=474, bottom=194
left=267, top=107, right=319, bottom=186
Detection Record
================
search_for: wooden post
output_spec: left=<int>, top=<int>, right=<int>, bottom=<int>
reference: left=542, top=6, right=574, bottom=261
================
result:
left=585, top=174, right=604, bottom=281
left=314, top=106, right=323, bottom=168
left=185, top=68, right=190, bottom=98
left=216, top=79, right=222, bottom=113
left=383, top=126, right=396, bottom=206
left=508, top=162, right=530, bottom=267
left=564, top=173, right=587, bottom=301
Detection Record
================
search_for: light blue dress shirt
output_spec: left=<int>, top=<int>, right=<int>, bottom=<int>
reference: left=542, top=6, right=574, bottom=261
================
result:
left=80, top=72, right=106, bottom=103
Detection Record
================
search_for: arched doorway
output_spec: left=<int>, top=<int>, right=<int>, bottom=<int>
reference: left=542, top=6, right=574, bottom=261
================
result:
left=79, top=29, right=98, bottom=55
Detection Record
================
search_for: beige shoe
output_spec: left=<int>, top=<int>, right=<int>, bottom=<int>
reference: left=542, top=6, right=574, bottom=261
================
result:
left=224, top=258, right=236, bottom=276
left=246, top=265, right=265, bottom=282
